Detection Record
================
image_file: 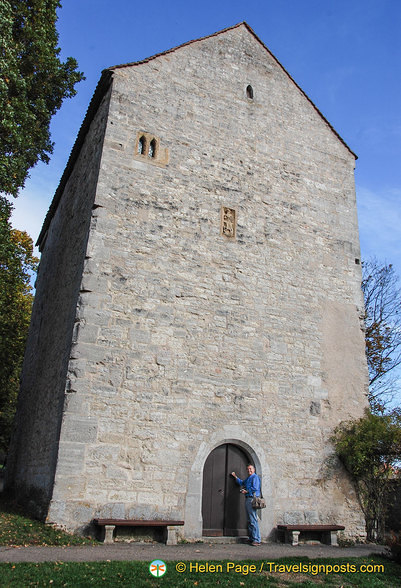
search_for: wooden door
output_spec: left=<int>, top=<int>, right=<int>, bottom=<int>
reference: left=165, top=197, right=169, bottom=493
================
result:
left=202, top=443, right=249, bottom=536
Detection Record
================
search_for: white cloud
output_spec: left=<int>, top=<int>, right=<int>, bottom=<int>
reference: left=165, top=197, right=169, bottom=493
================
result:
left=8, top=183, right=53, bottom=257
left=356, top=184, right=401, bottom=275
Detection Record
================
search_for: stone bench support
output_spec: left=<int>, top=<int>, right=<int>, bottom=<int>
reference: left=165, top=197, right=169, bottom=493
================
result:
left=330, top=530, right=339, bottom=546
left=290, top=530, right=300, bottom=546
left=277, top=524, right=345, bottom=546
left=104, top=524, right=115, bottom=544
left=166, top=525, right=179, bottom=545
left=93, top=518, right=184, bottom=544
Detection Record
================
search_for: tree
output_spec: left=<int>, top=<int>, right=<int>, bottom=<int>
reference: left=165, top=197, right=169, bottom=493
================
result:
left=332, top=410, right=401, bottom=542
left=0, top=0, right=84, bottom=197
left=0, top=196, right=39, bottom=457
left=362, top=258, right=401, bottom=412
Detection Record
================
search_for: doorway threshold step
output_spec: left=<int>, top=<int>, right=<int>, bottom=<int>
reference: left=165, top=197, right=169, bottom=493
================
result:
left=201, top=536, right=249, bottom=544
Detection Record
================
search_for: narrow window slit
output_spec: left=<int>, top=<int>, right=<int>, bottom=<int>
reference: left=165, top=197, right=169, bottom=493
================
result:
left=148, top=139, right=156, bottom=158
left=138, top=136, right=146, bottom=155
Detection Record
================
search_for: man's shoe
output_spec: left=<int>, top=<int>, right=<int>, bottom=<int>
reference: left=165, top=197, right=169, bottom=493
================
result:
left=251, top=542, right=261, bottom=546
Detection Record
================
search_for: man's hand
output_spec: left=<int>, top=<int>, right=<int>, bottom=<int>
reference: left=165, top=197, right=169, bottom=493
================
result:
left=231, top=471, right=236, bottom=478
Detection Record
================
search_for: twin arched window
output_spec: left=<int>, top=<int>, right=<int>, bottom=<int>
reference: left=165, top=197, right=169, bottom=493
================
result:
left=137, top=135, right=157, bottom=158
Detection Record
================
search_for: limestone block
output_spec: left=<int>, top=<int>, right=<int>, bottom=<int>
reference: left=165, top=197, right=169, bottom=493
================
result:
left=62, top=417, right=98, bottom=444
left=283, top=512, right=304, bottom=525
left=304, top=511, right=320, bottom=524
left=55, top=443, right=86, bottom=475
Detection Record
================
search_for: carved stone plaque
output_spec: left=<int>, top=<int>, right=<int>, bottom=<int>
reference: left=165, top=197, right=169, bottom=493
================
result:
left=221, top=207, right=237, bottom=238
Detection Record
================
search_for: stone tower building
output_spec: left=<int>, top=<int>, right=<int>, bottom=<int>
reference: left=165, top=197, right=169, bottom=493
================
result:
left=7, top=23, right=368, bottom=540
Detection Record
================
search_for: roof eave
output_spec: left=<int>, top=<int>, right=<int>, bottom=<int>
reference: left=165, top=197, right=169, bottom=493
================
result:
left=36, top=70, right=114, bottom=250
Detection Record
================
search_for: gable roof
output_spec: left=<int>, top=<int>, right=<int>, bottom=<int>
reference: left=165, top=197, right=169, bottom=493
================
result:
left=107, top=22, right=356, bottom=159
left=37, top=22, right=356, bottom=249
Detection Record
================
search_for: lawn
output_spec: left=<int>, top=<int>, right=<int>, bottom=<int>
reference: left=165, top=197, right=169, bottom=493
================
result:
left=0, top=496, right=400, bottom=586
left=0, top=495, right=95, bottom=546
left=0, top=556, right=400, bottom=587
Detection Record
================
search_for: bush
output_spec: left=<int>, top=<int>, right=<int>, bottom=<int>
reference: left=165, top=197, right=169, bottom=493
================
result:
left=387, top=530, right=401, bottom=563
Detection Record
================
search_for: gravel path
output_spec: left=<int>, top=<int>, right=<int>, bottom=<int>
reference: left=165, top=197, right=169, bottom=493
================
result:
left=0, top=542, right=387, bottom=563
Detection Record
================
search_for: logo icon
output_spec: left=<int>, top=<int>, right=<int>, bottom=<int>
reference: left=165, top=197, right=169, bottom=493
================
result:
left=149, top=560, right=167, bottom=577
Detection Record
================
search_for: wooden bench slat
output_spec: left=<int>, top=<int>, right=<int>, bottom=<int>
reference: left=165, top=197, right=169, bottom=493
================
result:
left=277, top=524, right=344, bottom=531
left=93, top=519, right=184, bottom=527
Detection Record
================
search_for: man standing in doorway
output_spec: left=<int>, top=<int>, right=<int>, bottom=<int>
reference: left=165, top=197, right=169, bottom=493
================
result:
left=231, top=465, right=261, bottom=546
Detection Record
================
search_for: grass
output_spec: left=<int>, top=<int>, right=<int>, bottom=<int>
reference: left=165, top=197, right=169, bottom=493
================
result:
left=0, top=495, right=96, bottom=546
left=0, top=497, right=400, bottom=585
left=0, top=556, right=400, bottom=587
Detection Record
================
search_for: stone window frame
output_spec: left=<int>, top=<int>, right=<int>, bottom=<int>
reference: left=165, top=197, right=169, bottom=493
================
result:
left=135, top=132, right=159, bottom=159
left=134, top=131, right=169, bottom=167
left=246, top=84, right=254, bottom=100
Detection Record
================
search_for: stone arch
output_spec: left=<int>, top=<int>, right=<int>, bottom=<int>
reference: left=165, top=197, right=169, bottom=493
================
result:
left=184, top=425, right=273, bottom=540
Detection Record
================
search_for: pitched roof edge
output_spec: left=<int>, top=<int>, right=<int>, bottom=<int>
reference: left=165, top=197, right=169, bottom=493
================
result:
left=38, top=22, right=357, bottom=248
left=241, top=22, right=357, bottom=160
left=106, top=21, right=357, bottom=160
left=36, top=70, right=113, bottom=249
left=36, top=24, right=248, bottom=249
left=106, top=22, right=247, bottom=72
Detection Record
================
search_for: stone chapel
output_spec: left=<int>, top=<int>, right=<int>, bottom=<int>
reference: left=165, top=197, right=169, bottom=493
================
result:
left=6, top=22, right=368, bottom=541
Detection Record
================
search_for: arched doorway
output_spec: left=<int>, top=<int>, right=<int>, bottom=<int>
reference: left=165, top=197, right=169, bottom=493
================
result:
left=202, top=443, right=250, bottom=536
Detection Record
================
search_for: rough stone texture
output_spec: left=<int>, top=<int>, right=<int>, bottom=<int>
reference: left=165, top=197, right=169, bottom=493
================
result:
left=7, top=24, right=368, bottom=539
left=5, top=86, right=112, bottom=516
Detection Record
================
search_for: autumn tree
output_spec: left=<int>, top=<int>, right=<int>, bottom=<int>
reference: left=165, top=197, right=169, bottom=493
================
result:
left=0, top=196, right=38, bottom=457
left=0, top=0, right=84, bottom=196
left=332, top=410, right=401, bottom=542
left=362, top=259, right=401, bottom=412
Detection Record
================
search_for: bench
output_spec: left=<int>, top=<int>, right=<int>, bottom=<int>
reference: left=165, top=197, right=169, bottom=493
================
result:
left=93, top=519, right=184, bottom=545
left=277, top=524, right=345, bottom=546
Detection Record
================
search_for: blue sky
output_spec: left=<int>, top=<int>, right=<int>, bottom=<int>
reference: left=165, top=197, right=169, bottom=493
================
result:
left=10, top=0, right=401, bottom=279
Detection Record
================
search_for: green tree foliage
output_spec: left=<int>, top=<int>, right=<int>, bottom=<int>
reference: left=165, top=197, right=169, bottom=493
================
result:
left=0, top=196, right=38, bottom=456
left=332, top=410, right=401, bottom=542
left=362, top=259, right=401, bottom=411
left=0, top=0, right=84, bottom=196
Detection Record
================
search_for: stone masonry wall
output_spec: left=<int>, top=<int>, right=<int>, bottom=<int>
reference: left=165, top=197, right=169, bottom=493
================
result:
left=45, top=25, right=367, bottom=538
left=5, top=88, right=112, bottom=517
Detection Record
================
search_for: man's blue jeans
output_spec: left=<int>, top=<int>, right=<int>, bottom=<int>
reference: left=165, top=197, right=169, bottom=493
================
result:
left=245, top=497, right=261, bottom=543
